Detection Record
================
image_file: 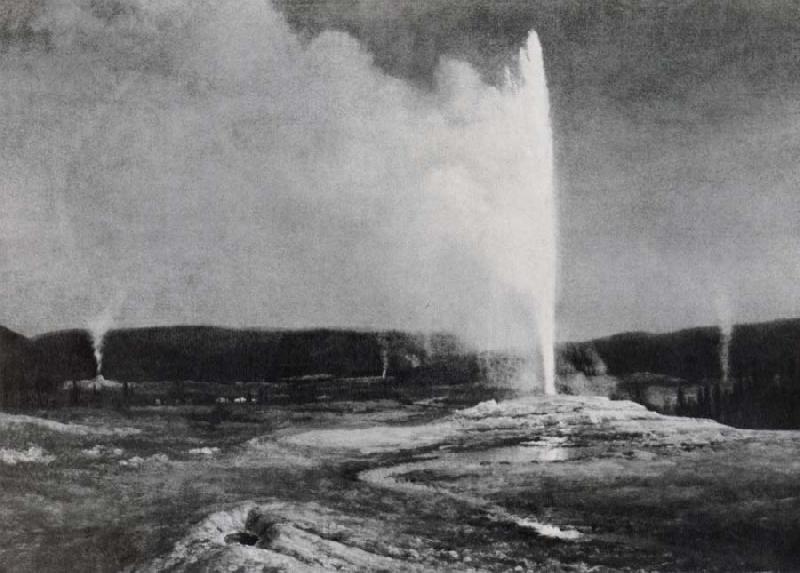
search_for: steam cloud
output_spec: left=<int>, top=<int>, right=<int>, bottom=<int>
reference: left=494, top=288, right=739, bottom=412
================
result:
left=1, top=0, right=555, bottom=362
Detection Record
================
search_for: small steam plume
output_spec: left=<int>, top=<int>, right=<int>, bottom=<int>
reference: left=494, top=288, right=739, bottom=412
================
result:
left=87, top=291, right=126, bottom=378
left=379, top=333, right=390, bottom=379
left=713, top=290, right=734, bottom=385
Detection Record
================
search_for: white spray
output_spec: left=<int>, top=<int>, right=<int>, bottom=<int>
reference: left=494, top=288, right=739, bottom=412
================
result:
left=499, top=32, right=556, bottom=394
left=714, top=292, right=733, bottom=385
left=8, top=1, right=558, bottom=393
left=379, top=334, right=390, bottom=379
left=87, top=291, right=126, bottom=379
left=381, top=348, right=389, bottom=379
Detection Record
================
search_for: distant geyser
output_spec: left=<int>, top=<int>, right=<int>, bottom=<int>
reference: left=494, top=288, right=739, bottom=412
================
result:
left=87, top=293, right=125, bottom=378
left=714, top=292, right=733, bottom=386
left=719, top=326, right=731, bottom=385
left=87, top=315, right=111, bottom=378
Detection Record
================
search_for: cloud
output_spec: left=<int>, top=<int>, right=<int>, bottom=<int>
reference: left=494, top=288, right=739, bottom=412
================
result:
left=273, top=0, right=800, bottom=341
left=1, top=0, right=555, bottom=357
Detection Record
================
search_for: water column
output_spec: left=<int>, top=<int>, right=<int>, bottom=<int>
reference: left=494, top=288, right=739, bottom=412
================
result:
left=503, top=32, right=556, bottom=394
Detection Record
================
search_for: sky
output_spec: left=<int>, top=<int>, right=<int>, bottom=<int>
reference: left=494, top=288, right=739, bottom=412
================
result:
left=1, top=0, right=799, bottom=343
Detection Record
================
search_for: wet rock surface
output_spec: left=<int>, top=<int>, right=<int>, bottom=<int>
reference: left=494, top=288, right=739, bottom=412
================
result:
left=3, top=398, right=800, bottom=571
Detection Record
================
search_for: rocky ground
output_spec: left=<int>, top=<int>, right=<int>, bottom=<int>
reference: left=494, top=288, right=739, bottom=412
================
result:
left=1, top=396, right=799, bottom=571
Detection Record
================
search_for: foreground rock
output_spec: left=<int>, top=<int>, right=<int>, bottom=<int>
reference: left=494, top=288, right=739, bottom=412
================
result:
left=136, top=502, right=426, bottom=572
left=140, top=397, right=800, bottom=571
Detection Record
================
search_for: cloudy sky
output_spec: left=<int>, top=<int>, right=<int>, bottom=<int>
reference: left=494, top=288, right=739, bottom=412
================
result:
left=2, top=0, right=799, bottom=343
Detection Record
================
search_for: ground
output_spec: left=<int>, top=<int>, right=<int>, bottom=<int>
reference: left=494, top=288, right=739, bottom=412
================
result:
left=1, top=395, right=799, bottom=572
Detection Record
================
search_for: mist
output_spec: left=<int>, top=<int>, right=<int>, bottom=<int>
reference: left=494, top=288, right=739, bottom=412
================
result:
left=1, top=0, right=554, bottom=355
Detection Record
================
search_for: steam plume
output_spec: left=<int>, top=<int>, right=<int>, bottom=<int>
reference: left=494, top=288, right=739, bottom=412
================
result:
left=714, top=291, right=734, bottom=385
left=2, top=0, right=557, bottom=391
left=87, top=291, right=126, bottom=378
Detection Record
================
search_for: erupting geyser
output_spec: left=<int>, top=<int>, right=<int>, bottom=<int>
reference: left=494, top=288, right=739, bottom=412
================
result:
left=88, top=312, right=113, bottom=380
left=714, top=292, right=733, bottom=385
left=499, top=31, right=556, bottom=395
left=87, top=295, right=124, bottom=380
left=719, top=325, right=731, bottom=385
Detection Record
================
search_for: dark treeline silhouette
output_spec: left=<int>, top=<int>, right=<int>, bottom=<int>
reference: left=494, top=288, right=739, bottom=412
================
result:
left=571, top=319, right=800, bottom=384
left=567, top=318, right=800, bottom=429
left=0, top=326, right=32, bottom=409
left=102, top=327, right=465, bottom=382
left=589, top=327, right=721, bottom=381
left=669, top=377, right=800, bottom=429
left=34, top=329, right=97, bottom=386
left=0, top=324, right=478, bottom=409
left=1, top=327, right=96, bottom=408
left=5, top=318, right=800, bottom=424
left=104, top=327, right=284, bottom=382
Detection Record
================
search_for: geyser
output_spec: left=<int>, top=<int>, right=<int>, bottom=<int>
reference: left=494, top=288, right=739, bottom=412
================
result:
left=719, top=325, right=731, bottom=385
left=87, top=311, right=113, bottom=379
left=498, top=31, right=556, bottom=394
left=87, top=293, right=125, bottom=379
left=714, top=293, right=733, bottom=385
left=3, top=0, right=558, bottom=394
